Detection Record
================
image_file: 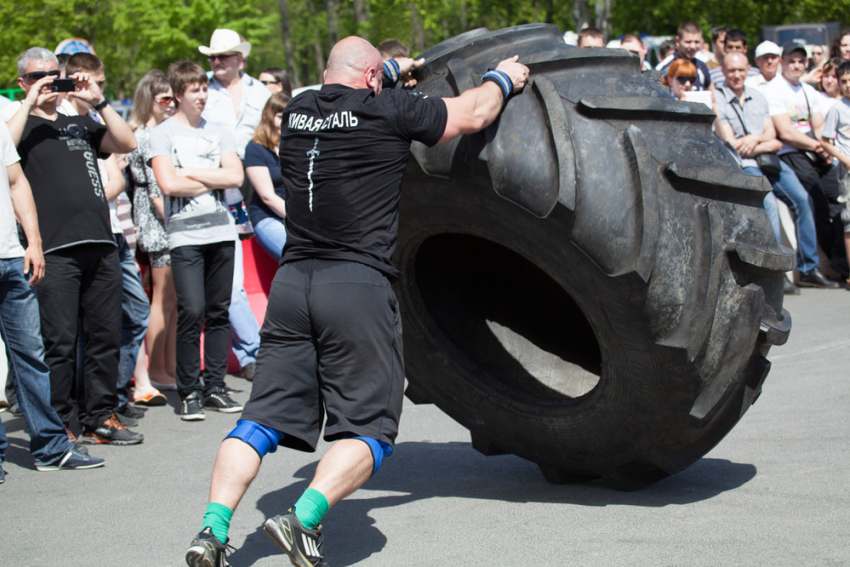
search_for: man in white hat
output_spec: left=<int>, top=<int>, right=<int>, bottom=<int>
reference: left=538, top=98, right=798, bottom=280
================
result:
left=746, top=40, right=783, bottom=91
left=198, top=28, right=269, bottom=382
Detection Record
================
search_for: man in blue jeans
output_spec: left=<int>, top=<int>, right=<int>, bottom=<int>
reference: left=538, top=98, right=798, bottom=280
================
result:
left=0, top=121, right=103, bottom=482
left=715, top=52, right=837, bottom=290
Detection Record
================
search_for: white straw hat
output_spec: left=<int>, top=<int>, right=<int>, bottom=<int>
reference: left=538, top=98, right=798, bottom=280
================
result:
left=198, top=29, right=251, bottom=58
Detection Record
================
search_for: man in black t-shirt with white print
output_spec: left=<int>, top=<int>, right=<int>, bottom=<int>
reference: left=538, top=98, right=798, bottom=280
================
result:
left=186, top=37, right=529, bottom=567
left=7, top=47, right=142, bottom=447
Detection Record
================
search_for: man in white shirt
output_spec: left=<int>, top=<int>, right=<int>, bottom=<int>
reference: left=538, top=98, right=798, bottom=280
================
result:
left=746, top=41, right=782, bottom=92
left=198, top=28, right=269, bottom=381
left=763, top=43, right=847, bottom=278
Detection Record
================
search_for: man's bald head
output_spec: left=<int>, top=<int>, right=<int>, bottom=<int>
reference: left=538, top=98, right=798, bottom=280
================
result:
left=324, top=36, right=384, bottom=92
left=723, top=51, right=748, bottom=69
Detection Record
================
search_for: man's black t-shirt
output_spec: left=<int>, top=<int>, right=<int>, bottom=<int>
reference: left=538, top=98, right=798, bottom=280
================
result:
left=18, top=114, right=112, bottom=254
left=279, top=84, right=448, bottom=280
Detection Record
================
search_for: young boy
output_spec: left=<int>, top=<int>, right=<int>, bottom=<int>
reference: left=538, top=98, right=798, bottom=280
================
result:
left=820, top=61, right=850, bottom=284
left=149, top=61, right=244, bottom=420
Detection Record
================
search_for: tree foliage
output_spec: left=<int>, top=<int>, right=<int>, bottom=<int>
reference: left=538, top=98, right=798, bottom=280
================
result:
left=1, top=0, right=848, bottom=96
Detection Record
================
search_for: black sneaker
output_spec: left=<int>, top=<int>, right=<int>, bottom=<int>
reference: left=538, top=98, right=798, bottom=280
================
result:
left=80, top=414, right=144, bottom=445
left=797, top=268, right=840, bottom=288
left=0, top=466, right=5, bottom=484
left=66, top=428, right=89, bottom=455
left=185, top=527, right=232, bottom=567
left=36, top=448, right=106, bottom=471
left=203, top=388, right=243, bottom=414
left=115, top=412, right=139, bottom=427
left=263, top=509, right=329, bottom=567
left=180, top=392, right=206, bottom=421
left=118, top=404, right=146, bottom=419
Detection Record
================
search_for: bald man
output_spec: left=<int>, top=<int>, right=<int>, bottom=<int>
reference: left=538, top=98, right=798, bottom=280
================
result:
left=715, top=51, right=829, bottom=291
left=185, top=36, right=529, bottom=567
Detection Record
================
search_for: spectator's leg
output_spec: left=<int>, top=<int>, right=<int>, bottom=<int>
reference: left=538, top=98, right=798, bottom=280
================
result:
left=816, top=161, right=849, bottom=276
left=37, top=248, right=83, bottom=427
left=116, top=234, right=151, bottom=411
left=771, top=161, right=820, bottom=275
left=0, top=257, right=72, bottom=465
left=228, top=239, right=260, bottom=370
left=781, top=153, right=835, bottom=258
left=147, top=259, right=177, bottom=387
left=78, top=244, right=122, bottom=432
left=253, top=217, right=287, bottom=263
left=203, top=241, right=235, bottom=394
left=171, top=245, right=208, bottom=398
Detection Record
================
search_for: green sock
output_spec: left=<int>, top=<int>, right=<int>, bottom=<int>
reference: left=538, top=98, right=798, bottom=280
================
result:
left=294, top=488, right=329, bottom=530
left=201, top=502, right=233, bottom=545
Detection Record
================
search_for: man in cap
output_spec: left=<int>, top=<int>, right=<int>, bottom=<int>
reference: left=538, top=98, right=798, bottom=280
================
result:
left=746, top=41, right=783, bottom=91
left=763, top=42, right=846, bottom=283
left=198, top=28, right=269, bottom=382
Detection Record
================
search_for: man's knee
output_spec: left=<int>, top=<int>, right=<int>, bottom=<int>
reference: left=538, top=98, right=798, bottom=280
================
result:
left=225, top=419, right=284, bottom=458
left=344, top=434, right=393, bottom=476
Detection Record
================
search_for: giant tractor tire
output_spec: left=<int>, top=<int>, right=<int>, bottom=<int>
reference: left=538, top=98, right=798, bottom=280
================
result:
left=394, top=24, right=794, bottom=490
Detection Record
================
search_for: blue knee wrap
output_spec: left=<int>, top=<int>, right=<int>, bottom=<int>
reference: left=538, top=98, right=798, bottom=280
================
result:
left=343, top=434, right=393, bottom=475
left=226, top=420, right=284, bottom=458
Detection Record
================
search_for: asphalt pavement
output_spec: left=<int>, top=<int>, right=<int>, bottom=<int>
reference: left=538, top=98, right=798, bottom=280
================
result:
left=0, top=288, right=847, bottom=566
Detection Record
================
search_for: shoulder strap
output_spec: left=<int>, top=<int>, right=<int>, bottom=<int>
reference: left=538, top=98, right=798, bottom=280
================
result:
left=721, top=87, right=751, bottom=136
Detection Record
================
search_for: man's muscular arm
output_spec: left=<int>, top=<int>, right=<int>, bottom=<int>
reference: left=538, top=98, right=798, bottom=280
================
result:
left=439, top=56, right=529, bottom=143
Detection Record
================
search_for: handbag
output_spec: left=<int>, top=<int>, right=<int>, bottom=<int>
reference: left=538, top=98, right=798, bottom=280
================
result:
left=723, top=87, right=783, bottom=175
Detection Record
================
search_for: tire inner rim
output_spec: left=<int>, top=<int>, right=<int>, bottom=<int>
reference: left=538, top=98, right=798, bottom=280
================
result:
left=414, top=234, right=602, bottom=402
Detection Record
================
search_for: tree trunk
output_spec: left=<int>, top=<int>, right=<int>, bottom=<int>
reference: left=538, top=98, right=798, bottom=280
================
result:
left=277, top=0, right=301, bottom=87
left=594, top=0, right=612, bottom=42
left=325, top=0, right=339, bottom=53
left=572, top=0, right=591, bottom=32
left=353, top=0, right=370, bottom=40
left=306, top=0, right=325, bottom=83
left=409, top=1, right=426, bottom=53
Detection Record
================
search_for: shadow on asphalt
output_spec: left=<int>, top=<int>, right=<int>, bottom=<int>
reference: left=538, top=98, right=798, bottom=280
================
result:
left=227, top=440, right=756, bottom=566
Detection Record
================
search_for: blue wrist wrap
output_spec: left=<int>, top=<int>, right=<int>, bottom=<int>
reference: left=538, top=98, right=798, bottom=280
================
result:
left=383, top=59, right=401, bottom=86
left=482, top=70, right=513, bottom=100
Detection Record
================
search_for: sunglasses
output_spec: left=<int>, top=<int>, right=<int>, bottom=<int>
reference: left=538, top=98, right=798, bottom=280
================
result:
left=154, top=95, right=174, bottom=106
left=675, top=75, right=697, bottom=84
left=207, top=53, right=239, bottom=62
left=260, top=80, right=281, bottom=85
left=22, top=70, right=60, bottom=81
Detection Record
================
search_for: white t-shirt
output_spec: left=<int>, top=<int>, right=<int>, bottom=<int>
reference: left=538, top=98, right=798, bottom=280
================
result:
left=202, top=73, right=271, bottom=160
left=148, top=118, right=237, bottom=249
left=822, top=97, right=850, bottom=158
left=763, top=75, right=823, bottom=155
left=0, top=123, right=25, bottom=259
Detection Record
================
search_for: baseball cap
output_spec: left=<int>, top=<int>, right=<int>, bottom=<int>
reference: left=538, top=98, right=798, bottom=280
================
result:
left=781, top=42, right=807, bottom=58
left=754, top=41, right=782, bottom=58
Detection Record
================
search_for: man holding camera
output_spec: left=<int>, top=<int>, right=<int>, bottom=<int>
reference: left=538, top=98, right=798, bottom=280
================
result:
left=5, top=47, right=142, bottom=445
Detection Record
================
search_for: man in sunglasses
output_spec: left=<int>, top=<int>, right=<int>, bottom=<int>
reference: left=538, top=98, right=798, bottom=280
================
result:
left=5, top=47, right=143, bottom=446
left=198, top=28, right=268, bottom=383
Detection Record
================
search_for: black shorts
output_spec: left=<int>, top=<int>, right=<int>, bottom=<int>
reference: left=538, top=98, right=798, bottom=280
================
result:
left=241, top=259, right=404, bottom=452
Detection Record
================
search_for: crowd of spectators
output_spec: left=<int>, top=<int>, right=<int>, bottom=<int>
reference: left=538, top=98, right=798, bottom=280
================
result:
left=3, top=21, right=850, bottom=482
left=577, top=22, right=850, bottom=294
left=0, top=28, right=299, bottom=478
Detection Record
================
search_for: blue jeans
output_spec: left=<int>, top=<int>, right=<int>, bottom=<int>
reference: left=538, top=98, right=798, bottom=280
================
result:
left=743, top=163, right=820, bottom=274
left=229, top=239, right=260, bottom=369
left=253, top=217, right=287, bottom=262
left=0, top=257, right=72, bottom=466
left=116, top=234, right=150, bottom=409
